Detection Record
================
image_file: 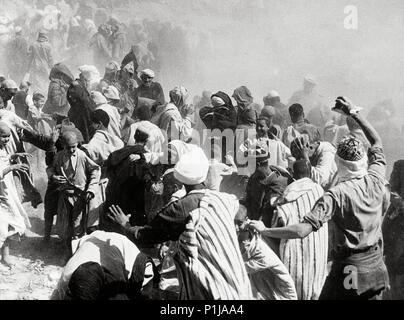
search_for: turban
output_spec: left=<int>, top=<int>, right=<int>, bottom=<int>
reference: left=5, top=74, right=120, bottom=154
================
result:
left=91, top=91, right=108, bottom=106
left=337, top=136, right=366, bottom=162
left=169, top=86, right=188, bottom=107
left=0, top=121, right=11, bottom=135
left=140, top=69, right=155, bottom=78
left=1, top=79, right=18, bottom=90
left=267, top=90, right=280, bottom=99
left=166, top=140, right=198, bottom=165
left=211, top=96, right=225, bottom=107
left=79, top=65, right=100, bottom=81
left=102, top=86, right=120, bottom=101
left=174, top=147, right=209, bottom=185
left=335, top=136, right=368, bottom=182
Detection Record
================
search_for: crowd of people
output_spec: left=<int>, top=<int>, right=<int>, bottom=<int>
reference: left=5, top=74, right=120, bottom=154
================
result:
left=0, top=5, right=403, bottom=301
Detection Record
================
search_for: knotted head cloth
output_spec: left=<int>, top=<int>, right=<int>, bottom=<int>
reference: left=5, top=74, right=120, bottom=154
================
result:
left=337, top=136, right=366, bottom=161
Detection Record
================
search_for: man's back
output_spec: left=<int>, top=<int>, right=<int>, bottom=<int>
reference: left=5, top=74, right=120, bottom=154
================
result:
left=176, top=190, right=252, bottom=300
left=273, top=178, right=328, bottom=300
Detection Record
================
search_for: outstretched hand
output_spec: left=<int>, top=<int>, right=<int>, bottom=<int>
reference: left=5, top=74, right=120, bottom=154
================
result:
left=108, top=205, right=129, bottom=227
left=292, top=136, right=310, bottom=160
left=247, top=220, right=266, bottom=233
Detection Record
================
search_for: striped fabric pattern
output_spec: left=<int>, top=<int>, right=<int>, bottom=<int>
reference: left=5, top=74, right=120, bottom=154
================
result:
left=174, top=190, right=252, bottom=300
left=275, top=180, right=328, bottom=300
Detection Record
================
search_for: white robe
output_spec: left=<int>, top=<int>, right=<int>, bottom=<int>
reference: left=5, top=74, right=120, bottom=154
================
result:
left=0, top=148, right=31, bottom=247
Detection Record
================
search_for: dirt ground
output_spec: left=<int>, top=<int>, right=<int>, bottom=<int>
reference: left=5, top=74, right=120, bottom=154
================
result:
left=0, top=202, right=64, bottom=300
left=0, top=200, right=179, bottom=300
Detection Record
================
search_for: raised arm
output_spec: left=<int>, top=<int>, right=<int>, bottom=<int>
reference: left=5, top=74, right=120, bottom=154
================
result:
left=334, top=96, right=382, bottom=148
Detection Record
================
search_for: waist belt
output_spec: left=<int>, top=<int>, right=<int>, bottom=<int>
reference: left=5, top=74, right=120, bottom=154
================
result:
left=337, top=239, right=383, bottom=257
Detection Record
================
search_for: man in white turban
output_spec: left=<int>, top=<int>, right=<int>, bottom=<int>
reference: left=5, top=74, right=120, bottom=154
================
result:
left=108, top=147, right=253, bottom=300
left=136, top=69, right=165, bottom=106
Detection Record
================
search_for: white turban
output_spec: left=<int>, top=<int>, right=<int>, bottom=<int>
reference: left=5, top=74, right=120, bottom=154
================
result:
left=174, top=148, right=209, bottom=186
left=102, top=85, right=120, bottom=101
left=91, top=91, right=107, bottom=106
left=140, top=69, right=155, bottom=78
left=79, top=65, right=100, bottom=81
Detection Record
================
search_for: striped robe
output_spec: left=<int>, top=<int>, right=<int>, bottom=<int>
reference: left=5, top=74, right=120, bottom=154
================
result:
left=174, top=190, right=252, bottom=300
left=272, top=178, right=328, bottom=300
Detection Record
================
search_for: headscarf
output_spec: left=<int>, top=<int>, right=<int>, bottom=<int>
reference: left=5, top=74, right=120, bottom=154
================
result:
left=205, top=159, right=234, bottom=191
left=335, top=136, right=368, bottom=182
left=232, top=86, right=253, bottom=109
left=174, top=147, right=209, bottom=185
left=122, top=61, right=135, bottom=75
left=211, top=96, right=225, bottom=107
left=91, top=91, right=108, bottom=106
left=169, top=86, right=188, bottom=108
left=211, top=91, right=233, bottom=109
left=127, top=121, right=166, bottom=163
left=49, top=63, right=74, bottom=84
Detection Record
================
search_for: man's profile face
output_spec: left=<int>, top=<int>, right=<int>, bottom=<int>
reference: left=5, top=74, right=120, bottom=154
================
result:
left=162, top=174, right=178, bottom=204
